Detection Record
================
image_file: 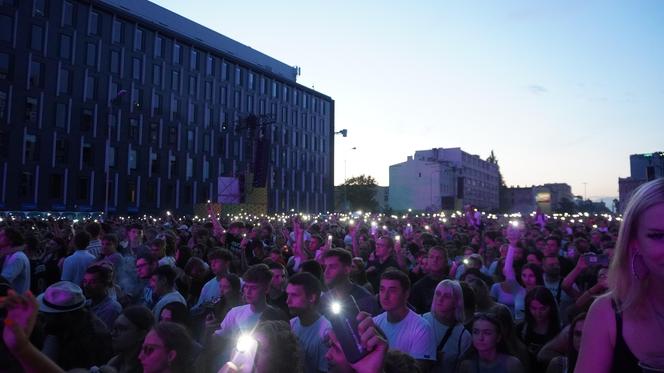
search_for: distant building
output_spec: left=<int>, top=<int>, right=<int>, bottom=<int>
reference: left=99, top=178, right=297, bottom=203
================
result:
left=504, top=183, right=574, bottom=214
left=618, top=152, right=664, bottom=212
left=389, top=148, right=500, bottom=211
left=0, top=0, right=334, bottom=215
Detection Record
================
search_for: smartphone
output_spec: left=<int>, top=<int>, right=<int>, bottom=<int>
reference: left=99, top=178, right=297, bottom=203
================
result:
left=327, top=295, right=368, bottom=363
left=583, top=253, right=610, bottom=267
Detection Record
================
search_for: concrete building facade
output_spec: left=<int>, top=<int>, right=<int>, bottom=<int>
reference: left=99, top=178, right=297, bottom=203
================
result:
left=618, top=152, right=664, bottom=212
left=0, top=0, right=334, bottom=214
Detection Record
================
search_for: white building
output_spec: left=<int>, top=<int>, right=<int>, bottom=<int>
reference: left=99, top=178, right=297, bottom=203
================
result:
left=389, top=148, right=500, bottom=211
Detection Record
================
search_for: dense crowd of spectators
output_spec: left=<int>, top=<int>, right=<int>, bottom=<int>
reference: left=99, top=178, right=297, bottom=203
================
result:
left=1, top=177, right=663, bottom=373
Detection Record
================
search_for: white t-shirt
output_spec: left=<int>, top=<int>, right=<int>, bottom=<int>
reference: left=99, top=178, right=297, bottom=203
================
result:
left=373, top=309, right=436, bottom=361
left=422, top=313, right=472, bottom=372
left=215, top=304, right=262, bottom=338
left=291, top=315, right=332, bottom=373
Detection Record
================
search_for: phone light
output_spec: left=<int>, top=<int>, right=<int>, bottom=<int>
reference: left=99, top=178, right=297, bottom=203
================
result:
left=331, top=302, right=342, bottom=315
left=328, top=235, right=333, bottom=241
left=510, top=220, right=519, bottom=227
left=395, top=235, right=401, bottom=241
left=236, top=334, right=256, bottom=353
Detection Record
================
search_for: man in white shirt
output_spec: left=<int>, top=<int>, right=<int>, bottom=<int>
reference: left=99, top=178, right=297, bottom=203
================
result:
left=191, top=248, right=233, bottom=315
left=373, top=269, right=435, bottom=371
left=61, top=231, right=96, bottom=286
left=287, top=272, right=331, bottom=373
left=150, top=265, right=186, bottom=319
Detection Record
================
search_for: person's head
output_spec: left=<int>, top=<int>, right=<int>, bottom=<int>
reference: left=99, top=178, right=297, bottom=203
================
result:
left=301, top=259, right=323, bottom=283
left=128, top=223, right=143, bottom=242
left=544, top=236, right=560, bottom=256
left=253, top=320, right=303, bottom=373
left=375, top=236, right=394, bottom=260
left=73, top=230, right=91, bottom=250
left=0, top=227, right=24, bottom=248
left=111, top=305, right=155, bottom=354
left=609, top=178, right=664, bottom=311
left=308, top=234, right=323, bottom=252
left=219, top=273, right=241, bottom=298
left=569, top=312, right=587, bottom=353
left=519, top=263, right=544, bottom=289
left=542, top=254, right=561, bottom=278
left=83, top=265, right=112, bottom=300
left=184, top=257, right=209, bottom=280
left=159, top=302, right=189, bottom=325
left=322, top=248, right=352, bottom=288
left=431, top=279, right=464, bottom=323
left=242, top=264, right=273, bottom=306
left=228, top=221, right=244, bottom=236
left=207, top=248, right=232, bottom=277
left=266, top=261, right=287, bottom=292
left=379, top=269, right=410, bottom=313
left=286, top=272, right=322, bottom=317
left=149, top=238, right=166, bottom=259
left=139, top=321, right=194, bottom=373
left=150, top=265, right=177, bottom=297
left=101, top=233, right=118, bottom=256
left=85, top=222, right=102, bottom=239
left=526, top=250, right=543, bottom=266
left=524, top=286, right=560, bottom=334
left=426, top=246, right=449, bottom=276
left=136, top=254, right=158, bottom=280
left=470, top=312, right=508, bottom=355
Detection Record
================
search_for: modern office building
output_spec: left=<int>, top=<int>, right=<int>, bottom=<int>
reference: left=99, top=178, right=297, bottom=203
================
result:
left=618, top=151, right=664, bottom=212
left=0, top=0, right=334, bottom=214
left=503, top=183, right=574, bottom=214
left=389, top=147, right=500, bottom=211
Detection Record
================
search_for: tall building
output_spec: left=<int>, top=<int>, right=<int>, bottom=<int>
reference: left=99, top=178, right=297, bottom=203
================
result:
left=618, top=152, right=664, bottom=212
left=0, top=0, right=334, bottom=214
left=503, top=183, right=574, bottom=214
left=389, top=147, right=500, bottom=211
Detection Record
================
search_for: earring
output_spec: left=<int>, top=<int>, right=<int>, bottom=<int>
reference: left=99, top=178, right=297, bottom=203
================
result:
left=632, top=250, right=649, bottom=280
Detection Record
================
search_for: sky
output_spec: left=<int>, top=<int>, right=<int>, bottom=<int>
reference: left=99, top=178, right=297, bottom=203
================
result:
left=152, top=0, right=664, bottom=201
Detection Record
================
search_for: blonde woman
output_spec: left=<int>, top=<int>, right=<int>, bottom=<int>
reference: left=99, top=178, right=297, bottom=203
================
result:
left=576, top=178, right=664, bottom=372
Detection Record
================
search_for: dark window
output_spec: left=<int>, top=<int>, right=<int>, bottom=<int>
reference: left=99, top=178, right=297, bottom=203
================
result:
left=129, top=149, right=137, bottom=171
left=149, top=122, right=158, bottom=143
left=132, top=88, right=143, bottom=109
left=221, top=62, right=228, bottom=80
left=234, top=91, right=240, bottom=109
left=173, top=43, right=181, bottom=64
left=189, top=76, right=197, bottom=96
left=0, top=91, right=6, bottom=123
left=78, top=176, right=89, bottom=200
left=168, top=127, right=177, bottom=145
left=82, top=142, right=93, bottom=167
left=132, top=58, right=141, bottom=80
left=89, top=11, right=99, bottom=35
left=30, top=25, right=43, bottom=51
left=203, top=133, right=210, bottom=152
left=152, top=94, right=162, bottom=116
left=19, top=172, right=34, bottom=199
left=59, top=34, right=71, bottom=59
left=206, top=56, right=214, bottom=75
left=187, top=130, right=193, bottom=151
left=24, top=134, right=37, bottom=162
left=220, top=87, right=227, bottom=106
left=55, top=102, right=68, bottom=128
left=0, top=129, right=7, bottom=157
left=106, top=179, right=114, bottom=202
left=127, top=180, right=137, bottom=203
left=108, top=146, right=116, bottom=168
left=171, top=70, right=180, bottom=91
left=145, top=181, right=155, bottom=205
left=85, top=75, right=96, bottom=100
left=171, top=97, right=180, bottom=119
left=205, top=81, right=212, bottom=101
left=110, top=50, right=120, bottom=74
left=33, top=0, right=46, bottom=16
left=128, top=118, right=139, bottom=140
left=81, top=109, right=93, bottom=131
left=155, top=36, right=163, bottom=58
left=112, top=20, right=123, bottom=43
left=62, top=2, right=74, bottom=26
left=50, top=174, right=63, bottom=199
left=150, top=153, right=159, bottom=174
left=58, top=68, right=70, bottom=94
left=0, top=15, right=13, bottom=42
left=86, top=43, right=97, bottom=66
left=25, top=97, right=38, bottom=123
left=153, top=64, right=161, bottom=86
left=55, top=139, right=67, bottom=162
left=190, top=49, right=198, bottom=70
left=134, top=28, right=143, bottom=50
left=29, top=60, right=43, bottom=88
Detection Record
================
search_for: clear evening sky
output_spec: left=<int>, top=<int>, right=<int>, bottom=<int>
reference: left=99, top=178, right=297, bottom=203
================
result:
left=153, top=0, right=664, bottom=202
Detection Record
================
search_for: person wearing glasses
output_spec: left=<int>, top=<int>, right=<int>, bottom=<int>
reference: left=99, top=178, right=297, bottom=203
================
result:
left=138, top=321, right=195, bottom=373
left=107, top=305, right=155, bottom=373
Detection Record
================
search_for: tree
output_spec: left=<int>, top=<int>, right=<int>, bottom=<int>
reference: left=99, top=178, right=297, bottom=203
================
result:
left=335, top=174, right=379, bottom=212
left=487, top=150, right=509, bottom=212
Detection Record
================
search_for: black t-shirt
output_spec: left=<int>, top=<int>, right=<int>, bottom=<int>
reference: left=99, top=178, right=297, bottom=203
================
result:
left=367, top=256, right=401, bottom=291
left=409, top=275, right=447, bottom=314
left=320, top=283, right=382, bottom=319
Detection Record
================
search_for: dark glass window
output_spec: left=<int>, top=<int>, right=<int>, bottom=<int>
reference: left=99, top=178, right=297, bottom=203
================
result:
left=149, top=122, right=158, bottom=143
left=155, top=36, right=163, bottom=58
left=128, top=118, right=139, bottom=140
left=190, top=49, right=198, bottom=70
left=55, top=139, right=67, bottom=162
left=189, top=76, right=197, bottom=96
left=134, top=28, right=143, bottom=50
left=25, top=97, right=38, bottom=123
left=171, top=70, right=180, bottom=91
left=132, top=58, right=141, bottom=80
left=78, top=176, right=89, bottom=200
left=19, top=172, right=34, bottom=199
left=30, top=25, right=43, bottom=51
left=85, top=75, right=96, bottom=100
left=29, top=60, right=43, bottom=88
left=81, top=109, right=93, bottom=131
left=82, top=142, right=93, bottom=167
left=33, top=0, right=46, bottom=17
left=55, top=102, right=68, bottom=128
left=59, top=34, right=71, bottom=59
left=63, top=2, right=74, bottom=26
left=110, top=50, right=120, bottom=74
left=86, top=43, right=97, bottom=66
left=173, top=43, right=181, bottom=64
left=168, top=127, right=177, bottom=145
left=50, top=174, right=63, bottom=199
left=89, top=11, right=99, bottom=35
left=206, top=56, right=214, bottom=75
left=0, top=15, right=12, bottom=42
left=58, top=68, right=70, bottom=94
left=153, top=64, right=161, bottom=86
left=112, top=20, right=123, bottom=43
left=24, top=134, right=37, bottom=162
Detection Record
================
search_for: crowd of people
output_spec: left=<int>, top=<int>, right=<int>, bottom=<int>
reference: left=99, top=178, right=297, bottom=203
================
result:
left=1, top=177, right=663, bottom=373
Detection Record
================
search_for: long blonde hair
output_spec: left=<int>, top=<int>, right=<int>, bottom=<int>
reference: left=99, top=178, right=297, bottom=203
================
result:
left=432, top=279, right=465, bottom=323
left=609, top=178, right=664, bottom=312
